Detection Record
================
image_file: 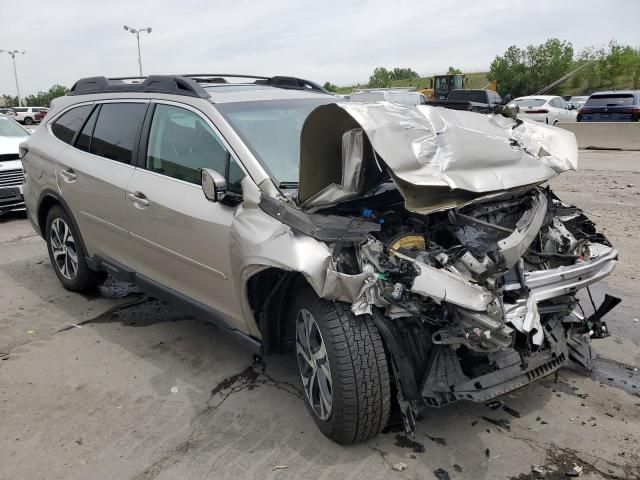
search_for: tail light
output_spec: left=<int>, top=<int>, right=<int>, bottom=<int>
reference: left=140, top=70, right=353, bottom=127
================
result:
left=525, top=109, right=548, bottom=114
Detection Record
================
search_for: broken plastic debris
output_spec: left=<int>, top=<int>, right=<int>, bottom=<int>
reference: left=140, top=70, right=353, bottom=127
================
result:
left=392, top=463, right=407, bottom=472
left=566, top=464, right=584, bottom=477
left=27, top=330, right=34, bottom=334
left=271, top=465, right=288, bottom=471
left=170, top=386, right=179, bottom=394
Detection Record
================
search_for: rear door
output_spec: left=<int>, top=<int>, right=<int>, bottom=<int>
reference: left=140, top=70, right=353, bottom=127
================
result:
left=54, top=101, right=148, bottom=265
left=124, top=101, right=248, bottom=326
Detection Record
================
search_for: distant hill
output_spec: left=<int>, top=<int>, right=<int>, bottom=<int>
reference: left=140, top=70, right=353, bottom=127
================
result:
left=335, top=71, right=490, bottom=94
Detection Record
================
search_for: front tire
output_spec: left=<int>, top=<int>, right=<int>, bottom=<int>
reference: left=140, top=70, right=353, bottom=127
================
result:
left=291, top=286, right=391, bottom=444
left=24, top=117, right=33, bottom=125
left=45, top=205, right=107, bottom=292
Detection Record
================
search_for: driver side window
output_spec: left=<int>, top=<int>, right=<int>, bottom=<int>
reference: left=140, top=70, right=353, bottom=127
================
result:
left=146, top=104, right=245, bottom=191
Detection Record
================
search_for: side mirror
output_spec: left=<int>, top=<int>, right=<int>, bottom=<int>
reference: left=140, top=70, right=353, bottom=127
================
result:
left=201, top=168, right=227, bottom=202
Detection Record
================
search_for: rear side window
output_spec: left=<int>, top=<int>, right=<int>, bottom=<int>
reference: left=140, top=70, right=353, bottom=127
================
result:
left=90, top=103, right=147, bottom=164
left=51, top=105, right=92, bottom=144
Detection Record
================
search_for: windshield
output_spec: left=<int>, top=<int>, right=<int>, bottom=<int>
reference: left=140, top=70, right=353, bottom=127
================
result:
left=586, top=94, right=635, bottom=107
left=0, top=117, right=29, bottom=138
left=513, top=98, right=547, bottom=108
left=216, top=98, right=337, bottom=184
left=448, top=90, right=486, bottom=103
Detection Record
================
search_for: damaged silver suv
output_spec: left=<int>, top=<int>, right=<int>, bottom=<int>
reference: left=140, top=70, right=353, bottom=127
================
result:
left=21, top=74, right=618, bottom=444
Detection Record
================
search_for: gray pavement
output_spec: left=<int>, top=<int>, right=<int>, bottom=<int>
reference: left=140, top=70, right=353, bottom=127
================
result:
left=1, top=151, right=639, bottom=480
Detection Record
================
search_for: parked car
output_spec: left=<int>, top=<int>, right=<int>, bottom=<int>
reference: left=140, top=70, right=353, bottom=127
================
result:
left=350, top=89, right=429, bottom=106
left=577, top=90, right=640, bottom=122
left=0, top=107, right=16, bottom=116
left=33, top=109, right=48, bottom=123
left=12, top=106, right=49, bottom=125
left=0, top=113, right=30, bottom=214
left=569, top=95, right=589, bottom=109
left=22, top=74, right=618, bottom=444
left=509, top=95, right=577, bottom=124
left=442, top=88, right=504, bottom=112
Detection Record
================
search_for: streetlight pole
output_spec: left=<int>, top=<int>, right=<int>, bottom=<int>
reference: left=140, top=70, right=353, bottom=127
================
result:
left=1, top=49, right=26, bottom=107
left=123, top=26, right=152, bottom=76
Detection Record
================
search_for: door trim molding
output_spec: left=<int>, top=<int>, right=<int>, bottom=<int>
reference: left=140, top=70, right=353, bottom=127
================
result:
left=129, top=231, right=228, bottom=280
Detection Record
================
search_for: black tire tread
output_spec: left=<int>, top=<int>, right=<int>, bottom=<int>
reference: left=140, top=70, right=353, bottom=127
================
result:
left=296, top=288, right=391, bottom=444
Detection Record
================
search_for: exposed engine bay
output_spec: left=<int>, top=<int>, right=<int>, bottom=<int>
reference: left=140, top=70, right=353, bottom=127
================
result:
left=258, top=102, right=620, bottom=434
left=302, top=183, right=617, bottom=428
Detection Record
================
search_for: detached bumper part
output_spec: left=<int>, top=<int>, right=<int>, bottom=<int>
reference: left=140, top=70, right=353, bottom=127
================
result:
left=524, top=246, right=618, bottom=301
left=423, top=318, right=567, bottom=406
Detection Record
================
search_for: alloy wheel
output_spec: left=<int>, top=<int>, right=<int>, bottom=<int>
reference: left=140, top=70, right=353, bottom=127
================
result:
left=50, top=218, right=78, bottom=280
left=296, top=308, right=333, bottom=420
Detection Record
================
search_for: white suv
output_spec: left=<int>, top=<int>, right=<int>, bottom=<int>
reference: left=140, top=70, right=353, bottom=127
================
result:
left=12, top=107, right=48, bottom=125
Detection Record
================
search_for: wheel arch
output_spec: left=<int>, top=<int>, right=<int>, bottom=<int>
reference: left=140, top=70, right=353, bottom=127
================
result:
left=245, top=267, right=312, bottom=354
left=36, top=190, right=95, bottom=269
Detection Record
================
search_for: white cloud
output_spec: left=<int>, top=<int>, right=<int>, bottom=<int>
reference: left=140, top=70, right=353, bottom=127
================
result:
left=1, top=0, right=638, bottom=95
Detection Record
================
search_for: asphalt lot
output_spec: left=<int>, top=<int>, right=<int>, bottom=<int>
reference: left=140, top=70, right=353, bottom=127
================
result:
left=1, top=150, right=639, bottom=480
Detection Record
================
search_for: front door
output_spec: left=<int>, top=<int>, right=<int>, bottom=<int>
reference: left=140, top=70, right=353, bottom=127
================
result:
left=124, top=102, right=247, bottom=326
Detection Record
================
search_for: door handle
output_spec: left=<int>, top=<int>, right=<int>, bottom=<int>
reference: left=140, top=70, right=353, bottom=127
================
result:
left=128, top=191, right=150, bottom=207
left=59, top=168, right=77, bottom=182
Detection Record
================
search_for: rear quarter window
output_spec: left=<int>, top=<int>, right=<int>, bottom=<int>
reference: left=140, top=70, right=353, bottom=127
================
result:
left=51, top=105, right=93, bottom=144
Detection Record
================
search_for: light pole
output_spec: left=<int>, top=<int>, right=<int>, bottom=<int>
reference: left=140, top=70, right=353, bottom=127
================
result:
left=123, top=25, right=152, bottom=76
left=1, top=49, right=26, bottom=107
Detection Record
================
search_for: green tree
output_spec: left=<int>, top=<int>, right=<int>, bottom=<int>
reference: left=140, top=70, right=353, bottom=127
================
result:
left=390, top=67, right=418, bottom=80
left=488, top=39, right=573, bottom=96
left=368, top=67, right=393, bottom=88
left=24, top=84, right=70, bottom=107
left=323, top=81, right=339, bottom=93
left=488, top=45, right=528, bottom=96
left=447, top=66, right=462, bottom=75
left=0, top=94, right=19, bottom=107
left=620, top=46, right=640, bottom=89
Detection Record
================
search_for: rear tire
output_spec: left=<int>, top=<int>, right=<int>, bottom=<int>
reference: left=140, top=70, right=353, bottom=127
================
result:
left=24, top=117, right=33, bottom=125
left=45, top=205, right=107, bottom=292
left=291, top=286, right=391, bottom=444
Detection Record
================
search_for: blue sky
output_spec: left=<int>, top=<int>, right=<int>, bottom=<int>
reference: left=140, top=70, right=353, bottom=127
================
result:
left=1, top=0, right=639, bottom=95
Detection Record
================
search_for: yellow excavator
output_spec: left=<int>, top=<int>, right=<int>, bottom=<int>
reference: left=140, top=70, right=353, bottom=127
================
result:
left=418, top=75, right=497, bottom=101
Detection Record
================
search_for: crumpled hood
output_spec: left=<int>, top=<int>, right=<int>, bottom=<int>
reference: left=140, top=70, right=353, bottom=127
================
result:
left=299, top=102, right=578, bottom=213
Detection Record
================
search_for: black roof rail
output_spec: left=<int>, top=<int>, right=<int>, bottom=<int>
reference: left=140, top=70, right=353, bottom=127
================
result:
left=182, top=74, right=330, bottom=94
left=69, top=75, right=211, bottom=98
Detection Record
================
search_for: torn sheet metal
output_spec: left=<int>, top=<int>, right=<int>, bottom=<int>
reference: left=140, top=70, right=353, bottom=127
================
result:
left=321, top=268, right=369, bottom=303
left=408, top=257, right=495, bottom=312
left=301, top=128, right=366, bottom=208
left=504, top=294, right=544, bottom=345
left=498, top=189, right=548, bottom=268
left=299, top=102, right=577, bottom=212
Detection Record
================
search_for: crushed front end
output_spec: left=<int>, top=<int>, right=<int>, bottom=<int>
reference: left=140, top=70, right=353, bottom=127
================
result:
left=286, top=102, right=620, bottom=433
left=320, top=186, right=617, bottom=429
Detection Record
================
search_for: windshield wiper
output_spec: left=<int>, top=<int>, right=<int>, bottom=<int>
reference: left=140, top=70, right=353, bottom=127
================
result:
left=278, top=181, right=299, bottom=189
